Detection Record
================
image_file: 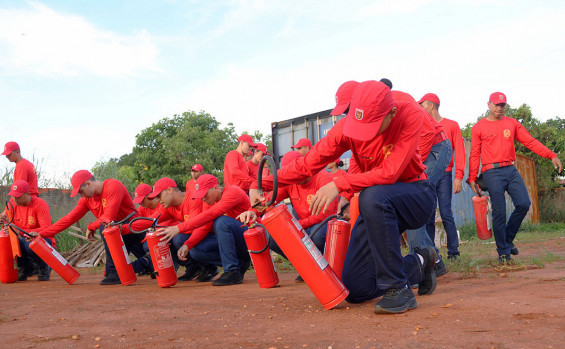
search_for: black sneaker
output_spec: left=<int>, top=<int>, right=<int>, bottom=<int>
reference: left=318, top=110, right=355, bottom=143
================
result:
left=295, top=275, right=304, bottom=283
left=498, top=254, right=512, bottom=264
left=212, top=271, right=243, bottom=286
left=18, top=267, right=27, bottom=281
left=100, top=274, right=121, bottom=285
left=510, top=244, right=519, bottom=255
left=195, top=264, right=219, bottom=282
left=414, top=246, right=437, bottom=296
left=434, top=256, right=447, bottom=277
left=178, top=263, right=201, bottom=281
left=240, top=259, right=251, bottom=275
left=38, top=266, right=51, bottom=281
left=137, top=254, right=156, bottom=279
left=373, top=286, right=417, bottom=314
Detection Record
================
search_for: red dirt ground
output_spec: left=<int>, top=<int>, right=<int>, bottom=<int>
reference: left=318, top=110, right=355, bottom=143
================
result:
left=1, top=238, right=564, bottom=349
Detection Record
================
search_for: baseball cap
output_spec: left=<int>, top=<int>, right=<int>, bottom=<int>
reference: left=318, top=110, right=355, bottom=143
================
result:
left=191, top=164, right=203, bottom=171
left=417, top=93, right=440, bottom=106
left=255, top=143, right=270, bottom=155
left=281, top=151, right=303, bottom=167
left=133, top=183, right=153, bottom=204
left=191, top=174, right=219, bottom=199
left=489, top=92, right=507, bottom=105
left=343, top=80, right=395, bottom=141
left=147, top=177, right=177, bottom=199
left=330, top=81, right=360, bottom=116
left=8, top=180, right=30, bottom=198
left=70, top=170, right=94, bottom=197
left=2, top=141, right=20, bottom=156
left=291, top=138, right=311, bottom=149
left=238, top=134, right=257, bottom=148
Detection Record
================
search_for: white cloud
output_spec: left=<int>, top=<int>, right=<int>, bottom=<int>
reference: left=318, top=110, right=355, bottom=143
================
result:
left=0, top=2, right=161, bottom=76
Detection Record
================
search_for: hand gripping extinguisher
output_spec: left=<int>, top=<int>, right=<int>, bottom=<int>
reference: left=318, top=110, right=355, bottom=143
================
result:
left=256, top=155, right=349, bottom=310
left=471, top=181, right=492, bottom=240
left=103, top=212, right=137, bottom=285
left=6, top=223, right=80, bottom=284
left=129, top=215, right=177, bottom=288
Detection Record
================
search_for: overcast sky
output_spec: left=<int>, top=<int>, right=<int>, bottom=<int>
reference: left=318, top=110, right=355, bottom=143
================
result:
left=1, top=0, right=564, bottom=185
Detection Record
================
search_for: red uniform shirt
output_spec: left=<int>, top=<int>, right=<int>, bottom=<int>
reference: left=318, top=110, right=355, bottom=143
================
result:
left=468, top=116, right=557, bottom=182
left=330, top=169, right=348, bottom=181
left=5, top=196, right=54, bottom=245
left=224, top=150, right=254, bottom=192
left=275, top=170, right=338, bottom=229
left=439, top=117, right=466, bottom=180
left=178, top=185, right=251, bottom=248
left=39, top=179, right=139, bottom=238
left=14, top=158, right=39, bottom=197
left=254, top=99, right=427, bottom=195
left=246, top=160, right=271, bottom=181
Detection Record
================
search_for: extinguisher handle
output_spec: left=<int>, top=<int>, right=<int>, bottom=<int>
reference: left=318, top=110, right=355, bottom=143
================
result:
left=258, top=154, right=278, bottom=208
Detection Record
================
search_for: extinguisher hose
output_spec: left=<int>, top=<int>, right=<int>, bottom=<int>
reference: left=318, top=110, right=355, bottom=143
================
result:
left=257, top=154, right=278, bottom=208
left=308, top=202, right=350, bottom=240
left=107, top=212, right=136, bottom=227
left=247, top=222, right=273, bottom=254
left=3, top=201, right=33, bottom=239
left=6, top=223, right=33, bottom=239
left=128, top=215, right=161, bottom=234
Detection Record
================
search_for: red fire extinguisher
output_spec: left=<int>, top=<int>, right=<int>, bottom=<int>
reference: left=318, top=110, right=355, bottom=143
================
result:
left=130, top=216, right=177, bottom=288
left=244, top=225, right=279, bottom=288
left=103, top=212, right=137, bottom=286
left=256, top=155, right=349, bottom=309
left=349, top=193, right=360, bottom=229
left=472, top=183, right=492, bottom=240
left=6, top=223, right=80, bottom=285
left=0, top=227, right=18, bottom=284
left=324, top=218, right=351, bottom=279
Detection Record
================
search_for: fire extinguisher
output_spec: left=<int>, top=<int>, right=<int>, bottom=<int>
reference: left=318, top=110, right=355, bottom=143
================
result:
left=244, top=225, right=279, bottom=288
left=349, top=193, right=360, bottom=229
left=103, top=212, right=137, bottom=286
left=256, top=155, right=349, bottom=309
left=471, top=182, right=492, bottom=240
left=130, top=215, right=177, bottom=288
left=6, top=223, right=80, bottom=285
left=0, top=227, right=18, bottom=284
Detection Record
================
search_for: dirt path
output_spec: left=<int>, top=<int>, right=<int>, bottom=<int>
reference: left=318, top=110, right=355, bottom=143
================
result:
left=1, top=238, right=564, bottom=349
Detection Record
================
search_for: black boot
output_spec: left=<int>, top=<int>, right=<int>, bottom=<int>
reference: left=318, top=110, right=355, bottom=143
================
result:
left=18, top=266, right=27, bottom=281
left=38, top=266, right=51, bottom=281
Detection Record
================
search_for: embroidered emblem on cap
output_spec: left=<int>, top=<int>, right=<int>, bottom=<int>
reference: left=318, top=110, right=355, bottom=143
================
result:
left=499, top=94, right=504, bottom=100
left=355, top=108, right=364, bottom=120
left=135, top=192, right=139, bottom=197
left=195, top=184, right=199, bottom=191
left=12, top=185, right=17, bottom=190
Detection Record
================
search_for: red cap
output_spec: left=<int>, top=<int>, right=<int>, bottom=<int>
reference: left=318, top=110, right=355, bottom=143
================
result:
left=489, top=92, right=507, bottom=105
left=255, top=143, right=269, bottom=155
left=191, top=164, right=203, bottom=171
left=291, top=138, right=311, bottom=149
left=238, top=134, right=257, bottom=148
left=281, top=151, right=303, bottom=167
left=133, top=183, right=152, bottom=204
left=417, top=93, right=440, bottom=106
left=8, top=180, right=30, bottom=198
left=331, top=81, right=360, bottom=116
left=70, top=170, right=93, bottom=197
left=147, top=177, right=177, bottom=199
left=343, top=81, right=395, bottom=141
left=2, top=141, right=20, bottom=156
left=191, top=174, right=219, bottom=199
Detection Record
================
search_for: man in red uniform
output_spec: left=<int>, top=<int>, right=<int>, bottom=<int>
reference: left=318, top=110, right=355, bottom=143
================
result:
left=32, top=170, right=151, bottom=285
left=127, top=177, right=217, bottom=282
left=159, top=174, right=252, bottom=286
left=1, top=180, right=52, bottom=281
left=418, top=93, right=465, bottom=261
left=250, top=81, right=438, bottom=314
left=224, top=134, right=258, bottom=193
left=2, top=142, right=39, bottom=197
left=469, top=92, right=562, bottom=263
left=186, top=164, right=204, bottom=192
left=291, top=138, right=312, bottom=156
left=133, top=183, right=160, bottom=217
left=246, top=143, right=270, bottom=181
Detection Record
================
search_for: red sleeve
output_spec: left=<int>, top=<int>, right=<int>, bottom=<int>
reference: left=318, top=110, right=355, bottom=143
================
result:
left=419, top=114, right=436, bottom=160
left=468, top=123, right=482, bottom=183
left=34, top=198, right=52, bottom=231
left=514, top=120, right=557, bottom=159
left=225, top=151, right=253, bottom=190
left=178, top=199, right=213, bottom=250
left=39, top=199, right=90, bottom=238
left=447, top=120, right=466, bottom=180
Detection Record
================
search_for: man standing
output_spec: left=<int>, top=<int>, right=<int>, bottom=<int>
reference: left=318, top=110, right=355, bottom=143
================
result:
left=1, top=180, right=52, bottom=281
left=224, top=134, right=257, bottom=193
left=418, top=93, right=465, bottom=261
left=469, top=92, right=562, bottom=263
left=291, top=138, right=311, bottom=156
left=251, top=81, right=438, bottom=314
left=246, top=143, right=270, bottom=181
left=186, top=164, right=204, bottom=192
left=2, top=142, right=39, bottom=197
left=33, top=170, right=151, bottom=285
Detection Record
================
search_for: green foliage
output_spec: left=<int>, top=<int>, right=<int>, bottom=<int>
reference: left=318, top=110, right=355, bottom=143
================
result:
left=92, top=158, right=138, bottom=191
